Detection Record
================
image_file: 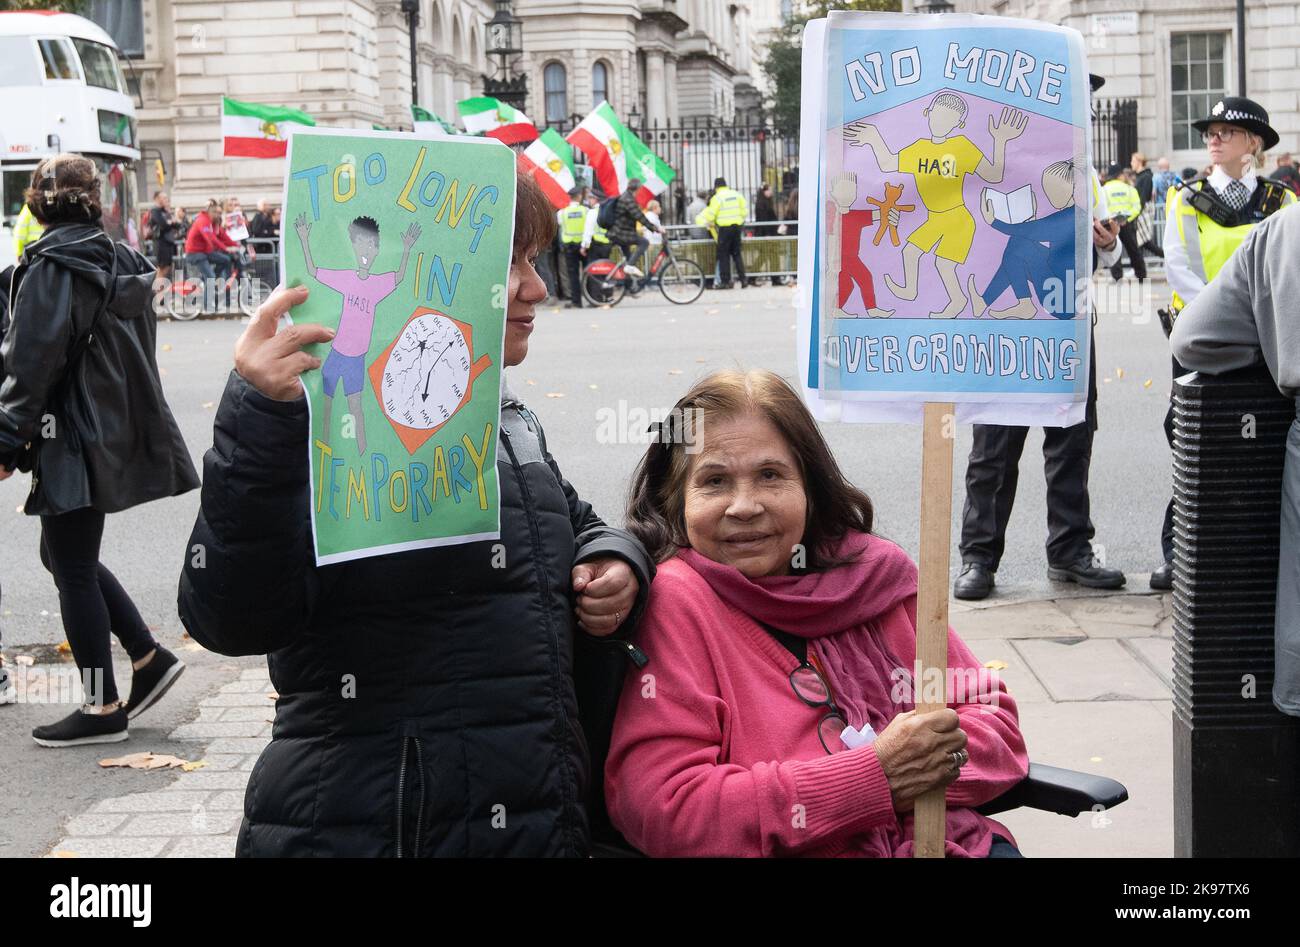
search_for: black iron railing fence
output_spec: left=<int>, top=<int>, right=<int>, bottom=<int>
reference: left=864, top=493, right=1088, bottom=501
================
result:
left=542, top=98, right=1137, bottom=226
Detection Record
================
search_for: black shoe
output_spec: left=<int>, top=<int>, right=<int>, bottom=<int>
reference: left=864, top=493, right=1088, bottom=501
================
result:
left=1047, top=555, right=1126, bottom=589
left=125, top=646, right=185, bottom=721
left=953, top=562, right=995, bottom=600
left=1149, top=561, right=1174, bottom=591
left=33, top=706, right=129, bottom=747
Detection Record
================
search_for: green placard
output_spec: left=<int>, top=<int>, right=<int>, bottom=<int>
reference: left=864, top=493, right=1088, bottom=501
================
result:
left=281, top=128, right=516, bottom=564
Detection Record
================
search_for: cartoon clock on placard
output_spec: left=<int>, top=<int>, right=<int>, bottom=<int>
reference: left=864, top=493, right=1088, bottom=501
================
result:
left=368, top=307, right=493, bottom=453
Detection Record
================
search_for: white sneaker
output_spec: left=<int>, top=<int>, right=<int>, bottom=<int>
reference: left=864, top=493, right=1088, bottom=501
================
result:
left=623, top=264, right=644, bottom=278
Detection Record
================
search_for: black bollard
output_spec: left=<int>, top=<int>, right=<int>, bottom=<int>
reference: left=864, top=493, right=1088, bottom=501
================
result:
left=1172, top=366, right=1300, bottom=856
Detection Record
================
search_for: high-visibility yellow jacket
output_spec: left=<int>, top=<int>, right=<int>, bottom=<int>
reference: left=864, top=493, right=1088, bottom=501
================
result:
left=557, top=202, right=586, bottom=244
left=13, top=204, right=45, bottom=259
left=1166, top=179, right=1297, bottom=311
left=1102, top=179, right=1141, bottom=222
left=696, top=186, right=748, bottom=231
left=582, top=207, right=609, bottom=248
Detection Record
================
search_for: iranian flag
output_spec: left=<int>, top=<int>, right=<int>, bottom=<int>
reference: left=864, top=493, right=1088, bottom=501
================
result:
left=412, top=105, right=456, bottom=138
left=222, top=97, right=315, bottom=158
left=457, top=96, right=538, bottom=145
left=518, top=129, right=576, bottom=209
left=566, top=102, right=675, bottom=206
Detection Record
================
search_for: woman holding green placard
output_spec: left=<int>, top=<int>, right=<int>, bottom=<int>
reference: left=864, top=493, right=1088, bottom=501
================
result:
left=178, top=173, right=653, bottom=857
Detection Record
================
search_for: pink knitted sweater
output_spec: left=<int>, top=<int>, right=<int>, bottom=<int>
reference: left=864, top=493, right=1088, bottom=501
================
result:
left=605, top=535, right=1029, bottom=857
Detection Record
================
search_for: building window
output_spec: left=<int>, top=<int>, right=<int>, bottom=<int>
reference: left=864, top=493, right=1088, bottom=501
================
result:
left=593, top=61, right=609, bottom=108
left=544, top=62, right=567, bottom=124
left=1171, top=32, right=1227, bottom=151
left=85, top=0, right=145, bottom=58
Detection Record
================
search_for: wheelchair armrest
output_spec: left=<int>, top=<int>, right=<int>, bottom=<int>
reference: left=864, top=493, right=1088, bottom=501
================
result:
left=975, top=762, right=1128, bottom=818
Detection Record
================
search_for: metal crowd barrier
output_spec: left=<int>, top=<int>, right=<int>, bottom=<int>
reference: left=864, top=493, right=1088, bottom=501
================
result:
left=659, top=221, right=799, bottom=278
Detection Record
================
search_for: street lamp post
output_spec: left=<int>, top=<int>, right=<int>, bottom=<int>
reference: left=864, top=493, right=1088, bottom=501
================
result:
left=400, top=0, right=419, bottom=107
left=1237, top=0, right=1246, bottom=95
left=484, top=0, right=527, bottom=112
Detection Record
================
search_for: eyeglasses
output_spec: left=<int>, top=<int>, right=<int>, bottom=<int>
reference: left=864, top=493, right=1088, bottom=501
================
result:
left=789, top=661, right=848, bottom=755
left=1202, top=128, right=1243, bottom=144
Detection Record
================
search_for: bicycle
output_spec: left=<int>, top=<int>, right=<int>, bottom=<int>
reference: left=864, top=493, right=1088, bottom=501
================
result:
left=580, top=233, right=705, bottom=307
left=159, top=249, right=270, bottom=320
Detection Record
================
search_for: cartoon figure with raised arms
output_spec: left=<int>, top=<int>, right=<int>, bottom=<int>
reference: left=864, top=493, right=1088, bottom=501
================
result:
left=844, top=91, right=1028, bottom=318
left=295, top=212, right=421, bottom=455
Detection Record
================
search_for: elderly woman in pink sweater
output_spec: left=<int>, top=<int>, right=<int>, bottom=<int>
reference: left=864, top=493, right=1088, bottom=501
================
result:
left=606, top=369, right=1029, bottom=857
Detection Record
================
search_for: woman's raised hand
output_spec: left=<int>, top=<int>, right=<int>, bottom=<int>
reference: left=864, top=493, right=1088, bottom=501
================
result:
left=234, top=285, right=334, bottom=401
left=872, top=708, right=969, bottom=812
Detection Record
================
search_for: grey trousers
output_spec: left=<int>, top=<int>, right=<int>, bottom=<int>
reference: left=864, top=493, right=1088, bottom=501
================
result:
left=1275, top=414, right=1300, bottom=716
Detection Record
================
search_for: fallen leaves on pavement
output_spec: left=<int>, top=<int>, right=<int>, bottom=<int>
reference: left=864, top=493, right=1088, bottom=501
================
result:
left=98, top=752, right=192, bottom=770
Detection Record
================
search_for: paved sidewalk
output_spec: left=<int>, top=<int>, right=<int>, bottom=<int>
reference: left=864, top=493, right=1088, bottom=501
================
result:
left=44, top=587, right=1174, bottom=858
left=46, top=668, right=274, bottom=858
left=952, top=585, right=1174, bottom=858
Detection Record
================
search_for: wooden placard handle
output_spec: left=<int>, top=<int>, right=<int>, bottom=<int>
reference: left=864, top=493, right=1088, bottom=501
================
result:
left=913, top=402, right=954, bottom=858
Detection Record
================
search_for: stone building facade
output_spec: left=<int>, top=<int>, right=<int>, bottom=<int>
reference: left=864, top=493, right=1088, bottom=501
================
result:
left=90, top=0, right=783, bottom=208
left=945, top=0, right=1300, bottom=171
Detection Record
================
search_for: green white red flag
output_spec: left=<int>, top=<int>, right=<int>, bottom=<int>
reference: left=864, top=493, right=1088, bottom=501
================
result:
left=412, top=105, right=456, bottom=138
left=565, top=102, right=674, bottom=206
left=518, top=129, right=577, bottom=209
left=222, top=97, right=315, bottom=158
left=456, top=96, right=538, bottom=145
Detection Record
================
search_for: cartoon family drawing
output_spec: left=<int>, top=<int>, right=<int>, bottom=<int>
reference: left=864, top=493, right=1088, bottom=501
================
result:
left=295, top=212, right=422, bottom=455
left=839, top=90, right=1051, bottom=320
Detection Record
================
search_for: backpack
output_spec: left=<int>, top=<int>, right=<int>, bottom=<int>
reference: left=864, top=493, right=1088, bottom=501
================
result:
left=596, top=195, right=619, bottom=230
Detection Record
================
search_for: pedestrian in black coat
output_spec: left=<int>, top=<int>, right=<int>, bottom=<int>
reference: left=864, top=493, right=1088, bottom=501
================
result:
left=177, top=173, right=655, bottom=857
left=754, top=184, right=779, bottom=237
left=0, top=155, right=198, bottom=747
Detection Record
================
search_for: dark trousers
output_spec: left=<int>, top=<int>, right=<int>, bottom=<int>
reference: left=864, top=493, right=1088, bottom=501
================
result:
left=612, top=239, right=640, bottom=271
left=717, top=225, right=745, bottom=286
left=39, top=508, right=156, bottom=706
left=1160, top=355, right=1189, bottom=564
left=1110, top=222, right=1147, bottom=281
left=960, top=352, right=1099, bottom=571
left=563, top=242, right=584, bottom=307
left=536, top=243, right=558, bottom=299
left=189, top=251, right=232, bottom=310
left=588, top=241, right=611, bottom=263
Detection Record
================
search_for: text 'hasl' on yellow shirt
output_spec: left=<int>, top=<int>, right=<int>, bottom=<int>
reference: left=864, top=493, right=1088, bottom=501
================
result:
left=898, top=135, right=983, bottom=213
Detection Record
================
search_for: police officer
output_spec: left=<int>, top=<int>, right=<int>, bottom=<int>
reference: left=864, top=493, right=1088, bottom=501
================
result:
left=12, top=202, right=45, bottom=259
left=582, top=191, right=611, bottom=262
left=557, top=186, right=587, bottom=308
left=1149, top=96, right=1296, bottom=590
left=954, top=74, right=1127, bottom=600
left=696, top=177, right=749, bottom=289
left=1102, top=164, right=1146, bottom=282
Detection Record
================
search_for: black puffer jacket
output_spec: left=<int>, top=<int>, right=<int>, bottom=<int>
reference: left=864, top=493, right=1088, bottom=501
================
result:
left=178, top=373, right=653, bottom=857
left=0, top=222, right=198, bottom=514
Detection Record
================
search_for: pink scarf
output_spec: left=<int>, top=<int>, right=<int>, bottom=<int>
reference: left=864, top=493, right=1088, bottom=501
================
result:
left=676, top=531, right=919, bottom=735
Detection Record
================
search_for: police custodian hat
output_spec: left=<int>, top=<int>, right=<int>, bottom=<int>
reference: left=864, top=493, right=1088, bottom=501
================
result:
left=1192, top=96, right=1280, bottom=151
